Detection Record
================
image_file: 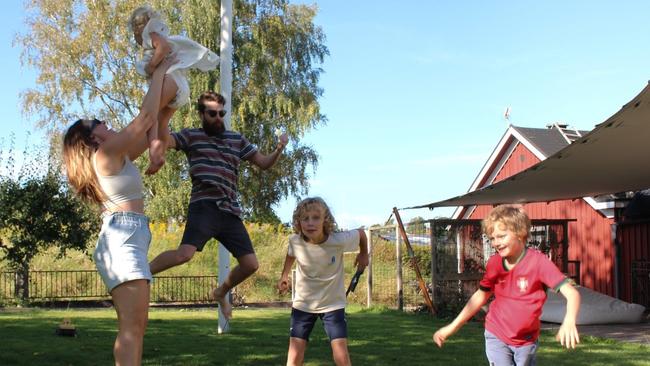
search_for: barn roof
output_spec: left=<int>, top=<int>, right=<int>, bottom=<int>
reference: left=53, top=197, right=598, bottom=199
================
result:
left=512, top=125, right=590, bottom=157
left=409, top=82, right=650, bottom=212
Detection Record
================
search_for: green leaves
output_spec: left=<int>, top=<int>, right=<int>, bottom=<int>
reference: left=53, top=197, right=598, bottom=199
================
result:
left=0, top=136, right=98, bottom=269
left=0, top=172, right=99, bottom=270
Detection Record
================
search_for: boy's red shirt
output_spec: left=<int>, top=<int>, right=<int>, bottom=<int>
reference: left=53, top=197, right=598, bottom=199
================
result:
left=479, top=248, right=569, bottom=345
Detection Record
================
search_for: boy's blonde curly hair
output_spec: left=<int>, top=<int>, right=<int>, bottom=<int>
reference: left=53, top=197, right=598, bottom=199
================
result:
left=292, top=197, right=337, bottom=239
left=481, top=204, right=531, bottom=240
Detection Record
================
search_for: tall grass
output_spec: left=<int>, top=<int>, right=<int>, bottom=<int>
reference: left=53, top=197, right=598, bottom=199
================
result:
left=1, top=222, right=295, bottom=304
left=0, top=222, right=413, bottom=306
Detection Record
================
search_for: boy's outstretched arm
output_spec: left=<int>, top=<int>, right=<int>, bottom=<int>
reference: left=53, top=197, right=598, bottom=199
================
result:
left=277, top=254, right=296, bottom=295
left=433, top=289, right=491, bottom=347
left=556, top=283, right=581, bottom=349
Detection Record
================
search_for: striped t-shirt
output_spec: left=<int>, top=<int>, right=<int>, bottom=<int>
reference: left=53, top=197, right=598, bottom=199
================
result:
left=172, top=128, right=257, bottom=217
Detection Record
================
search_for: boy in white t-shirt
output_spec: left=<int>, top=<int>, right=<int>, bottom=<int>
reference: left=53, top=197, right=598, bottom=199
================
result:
left=277, top=197, right=369, bottom=366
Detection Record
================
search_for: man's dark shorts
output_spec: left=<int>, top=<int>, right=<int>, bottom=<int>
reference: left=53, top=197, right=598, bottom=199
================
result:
left=290, top=307, right=348, bottom=341
left=181, top=200, right=255, bottom=258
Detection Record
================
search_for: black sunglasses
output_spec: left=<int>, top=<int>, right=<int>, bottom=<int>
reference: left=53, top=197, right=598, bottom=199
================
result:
left=205, top=109, right=227, bottom=118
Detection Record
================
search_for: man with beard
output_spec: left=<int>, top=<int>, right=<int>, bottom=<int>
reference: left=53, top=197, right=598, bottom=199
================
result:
left=149, top=91, right=288, bottom=319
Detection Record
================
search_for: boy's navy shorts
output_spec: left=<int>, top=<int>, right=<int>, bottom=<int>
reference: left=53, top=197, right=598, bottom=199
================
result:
left=181, top=200, right=255, bottom=258
left=290, top=307, right=348, bottom=341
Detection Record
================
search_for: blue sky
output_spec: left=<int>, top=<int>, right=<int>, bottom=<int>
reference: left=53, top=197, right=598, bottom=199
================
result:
left=3, top=1, right=650, bottom=229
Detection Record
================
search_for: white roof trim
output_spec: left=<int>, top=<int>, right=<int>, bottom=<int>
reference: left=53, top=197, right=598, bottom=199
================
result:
left=509, top=127, right=547, bottom=161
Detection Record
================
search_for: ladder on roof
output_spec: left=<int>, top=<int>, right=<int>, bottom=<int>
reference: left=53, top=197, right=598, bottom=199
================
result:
left=553, top=122, right=583, bottom=144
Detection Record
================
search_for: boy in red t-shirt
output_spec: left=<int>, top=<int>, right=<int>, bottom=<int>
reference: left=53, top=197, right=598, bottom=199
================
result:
left=433, top=205, right=581, bottom=365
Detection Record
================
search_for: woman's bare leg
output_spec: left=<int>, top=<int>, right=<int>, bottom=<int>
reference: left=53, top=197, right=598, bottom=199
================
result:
left=111, top=279, right=150, bottom=366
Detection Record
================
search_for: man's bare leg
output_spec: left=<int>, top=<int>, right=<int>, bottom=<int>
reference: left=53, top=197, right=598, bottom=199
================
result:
left=149, top=244, right=197, bottom=275
left=212, top=253, right=259, bottom=319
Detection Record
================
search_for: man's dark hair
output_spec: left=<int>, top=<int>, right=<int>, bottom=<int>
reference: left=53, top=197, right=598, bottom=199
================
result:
left=196, top=91, right=226, bottom=113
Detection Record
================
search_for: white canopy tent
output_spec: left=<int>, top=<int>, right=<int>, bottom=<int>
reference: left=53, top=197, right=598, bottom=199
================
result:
left=408, top=82, right=650, bottom=210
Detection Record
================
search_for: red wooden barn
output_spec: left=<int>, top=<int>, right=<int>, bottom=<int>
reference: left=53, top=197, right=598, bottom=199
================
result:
left=451, top=123, right=618, bottom=296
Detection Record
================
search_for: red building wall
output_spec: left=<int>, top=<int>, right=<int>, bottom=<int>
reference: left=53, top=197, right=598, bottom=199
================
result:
left=464, top=141, right=616, bottom=296
left=617, top=221, right=650, bottom=303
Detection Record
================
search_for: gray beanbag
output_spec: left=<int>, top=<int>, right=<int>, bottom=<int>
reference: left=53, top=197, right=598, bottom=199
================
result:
left=541, top=286, right=646, bottom=325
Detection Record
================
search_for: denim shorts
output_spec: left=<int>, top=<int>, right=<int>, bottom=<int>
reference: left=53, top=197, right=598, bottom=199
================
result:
left=484, top=330, right=538, bottom=366
left=93, top=212, right=153, bottom=292
left=290, top=307, right=348, bottom=341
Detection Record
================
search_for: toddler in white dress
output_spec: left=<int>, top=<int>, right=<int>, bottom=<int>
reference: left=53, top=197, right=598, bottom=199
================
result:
left=129, top=5, right=219, bottom=174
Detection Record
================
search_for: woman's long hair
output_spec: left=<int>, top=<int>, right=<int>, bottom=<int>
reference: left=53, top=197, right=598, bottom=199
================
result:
left=62, top=119, right=106, bottom=205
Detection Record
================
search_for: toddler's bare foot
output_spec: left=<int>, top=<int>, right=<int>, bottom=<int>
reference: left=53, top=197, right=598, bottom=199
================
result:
left=145, top=139, right=165, bottom=175
left=212, top=287, right=232, bottom=320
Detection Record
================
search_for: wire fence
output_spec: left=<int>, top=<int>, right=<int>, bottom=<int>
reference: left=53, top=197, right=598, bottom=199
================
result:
left=366, top=223, right=430, bottom=311
left=367, top=218, right=578, bottom=316
left=1, top=270, right=217, bottom=304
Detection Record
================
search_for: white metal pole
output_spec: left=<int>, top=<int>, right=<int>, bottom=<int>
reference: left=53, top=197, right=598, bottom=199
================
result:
left=217, top=0, right=233, bottom=334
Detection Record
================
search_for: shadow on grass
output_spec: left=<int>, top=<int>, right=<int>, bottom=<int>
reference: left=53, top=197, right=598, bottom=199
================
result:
left=1, top=307, right=648, bottom=366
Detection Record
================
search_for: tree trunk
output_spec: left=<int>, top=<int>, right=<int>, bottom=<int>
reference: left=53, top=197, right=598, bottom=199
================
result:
left=14, top=262, right=29, bottom=301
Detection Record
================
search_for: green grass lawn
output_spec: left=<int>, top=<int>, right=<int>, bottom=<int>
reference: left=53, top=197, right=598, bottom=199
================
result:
left=1, top=305, right=648, bottom=366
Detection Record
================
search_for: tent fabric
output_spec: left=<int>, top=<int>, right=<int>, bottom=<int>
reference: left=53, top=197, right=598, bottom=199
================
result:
left=410, top=83, right=650, bottom=209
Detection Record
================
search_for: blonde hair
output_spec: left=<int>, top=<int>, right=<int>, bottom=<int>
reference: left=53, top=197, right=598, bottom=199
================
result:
left=482, top=204, right=531, bottom=240
left=62, top=119, right=106, bottom=205
left=128, top=5, right=161, bottom=34
left=292, top=197, right=337, bottom=239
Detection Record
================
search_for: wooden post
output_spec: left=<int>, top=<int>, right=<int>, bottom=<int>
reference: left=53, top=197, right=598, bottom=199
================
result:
left=393, top=207, right=436, bottom=314
left=396, top=224, right=403, bottom=311
left=430, top=221, right=437, bottom=308
left=366, top=228, right=372, bottom=308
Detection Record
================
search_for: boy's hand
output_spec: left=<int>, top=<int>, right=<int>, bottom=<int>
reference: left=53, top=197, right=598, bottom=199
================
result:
left=432, top=325, right=455, bottom=347
left=277, top=277, right=290, bottom=295
left=556, top=322, right=580, bottom=349
left=354, top=252, right=369, bottom=271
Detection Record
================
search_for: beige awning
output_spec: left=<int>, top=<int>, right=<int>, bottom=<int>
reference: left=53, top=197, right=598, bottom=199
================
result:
left=410, top=82, right=650, bottom=209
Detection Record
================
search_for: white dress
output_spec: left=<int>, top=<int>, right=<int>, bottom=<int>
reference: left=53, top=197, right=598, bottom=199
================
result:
left=135, top=18, right=219, bottom=109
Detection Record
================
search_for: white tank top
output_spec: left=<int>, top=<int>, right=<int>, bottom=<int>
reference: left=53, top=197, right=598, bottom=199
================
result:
left=93, top=154, right=144, bottom=209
